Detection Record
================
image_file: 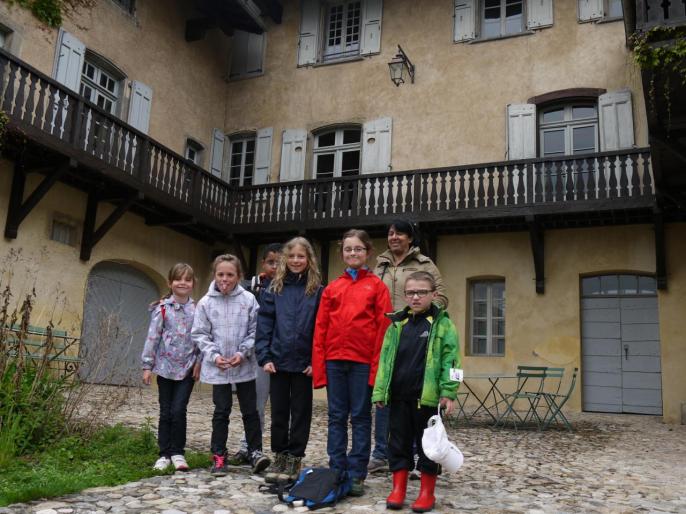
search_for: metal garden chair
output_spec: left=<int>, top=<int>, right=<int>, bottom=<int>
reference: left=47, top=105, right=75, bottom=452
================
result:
left=541, top=367, right=578, bottom=431
left=494, top=365, right=548, bottom=430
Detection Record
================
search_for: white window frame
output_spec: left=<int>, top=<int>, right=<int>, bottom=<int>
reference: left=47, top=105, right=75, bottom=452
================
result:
left=185, top=138, right=204, bottom=166
left=312, top=126, right=362, bottom=179
left=50, top=215, right=78, bottom=247
left=539, top=103, right=599, bottom=157
left=470, top=280, right=505, bottom=356
left=80, top=53, right=124, bottom=115
left=481, top=0, right=525, bottom=39
left=578, top=0, right=622, bottom=22
left=229, top=135, right=256, bottom=186
left=322, top=0, right=363, bottom=62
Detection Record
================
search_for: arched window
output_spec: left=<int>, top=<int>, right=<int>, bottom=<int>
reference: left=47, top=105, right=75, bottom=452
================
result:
left=312, top=125, right=361, bottom=179
left=80, top=51, right=126, bottom=115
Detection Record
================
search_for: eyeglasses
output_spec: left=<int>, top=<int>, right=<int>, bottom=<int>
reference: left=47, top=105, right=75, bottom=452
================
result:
left=404, top=289, right=434, bottom=298
left=343, top=246, right=367, bottom=254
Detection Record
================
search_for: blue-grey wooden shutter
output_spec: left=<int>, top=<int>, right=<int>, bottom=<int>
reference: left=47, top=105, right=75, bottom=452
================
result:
left=361, top=117, right=392, bottom=174
left=598, top=90, right=635, bottom=151
left=230, top=30, right=265, bottom=78
left=127, top=81, right=153, bottom=134
left=298, top=0, right=320, bottom=66
left=254, top=127, right=274, bottom=184
left=527, top=0, right=554, bottom=29
left=507, top=104, right=536, bottom=159
left=578, top=0, right=603, bottom=21
left=54, top=30, right=85, bottom=92
left=360, top=0, right=382, bottom=55
left=210, top=128, right=225, bottom=177
left=280, top=129, right=307, bottom=181
left=454, top=0, right=476, bottom=42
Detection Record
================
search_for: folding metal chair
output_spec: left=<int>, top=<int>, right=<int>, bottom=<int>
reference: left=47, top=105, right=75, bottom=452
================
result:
left=542, top=367, right=578, bottom=431
left=494, top=365, right=548, bottom=430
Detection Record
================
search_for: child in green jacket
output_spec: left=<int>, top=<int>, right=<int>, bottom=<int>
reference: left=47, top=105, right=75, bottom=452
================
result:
left=372, top=271, right=460, bottom=513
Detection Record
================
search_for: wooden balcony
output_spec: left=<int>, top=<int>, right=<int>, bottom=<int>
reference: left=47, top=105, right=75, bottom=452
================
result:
left=633, top=0, right=686, bottom=30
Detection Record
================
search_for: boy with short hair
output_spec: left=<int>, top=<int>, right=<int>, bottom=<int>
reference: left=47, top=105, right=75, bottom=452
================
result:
left=229, top=243, right=282, bottom=466
left=372, top=271, right=460, bottom=513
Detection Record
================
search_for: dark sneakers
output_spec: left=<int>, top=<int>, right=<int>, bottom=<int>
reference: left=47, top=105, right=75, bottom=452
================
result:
left=211, top=454, right=228, bottom=477
left=349, top=477, right=365, bottom=497
left=227, top=448, right=250, bottom=466
left=250, top=450, right=271, bottom=474
left=265, top=453, right=288, bottom=483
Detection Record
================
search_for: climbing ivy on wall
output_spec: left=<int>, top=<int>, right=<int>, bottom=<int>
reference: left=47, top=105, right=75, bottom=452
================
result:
left=4, top=0, right=96, bottom=28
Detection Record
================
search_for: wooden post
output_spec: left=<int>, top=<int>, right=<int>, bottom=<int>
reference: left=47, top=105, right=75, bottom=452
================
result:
left=4, top=159, right=26, bottom=239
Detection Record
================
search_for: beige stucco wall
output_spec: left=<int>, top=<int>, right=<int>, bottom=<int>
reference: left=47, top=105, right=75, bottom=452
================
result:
left=0, top=159, right=212, bottom=334
left=325, top=224, right=685, bottom=423
left=0, top=0, right=229, bottom=160
left=225, top=0, right=647, bottom=180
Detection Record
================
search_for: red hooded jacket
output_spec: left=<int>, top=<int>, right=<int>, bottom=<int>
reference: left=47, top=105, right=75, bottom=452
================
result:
left=312, top=268, right=392, bottom=388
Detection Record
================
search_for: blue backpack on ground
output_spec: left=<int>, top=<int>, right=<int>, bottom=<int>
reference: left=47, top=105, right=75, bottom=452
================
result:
left=282, top=467, right=352, bottom=510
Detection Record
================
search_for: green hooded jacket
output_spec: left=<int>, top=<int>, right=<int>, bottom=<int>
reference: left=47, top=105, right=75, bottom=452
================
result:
left=372, top=305, right=461, bottom=407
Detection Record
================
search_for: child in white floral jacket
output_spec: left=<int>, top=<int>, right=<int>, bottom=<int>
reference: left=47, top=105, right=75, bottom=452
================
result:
left=141, top=263, right=200, bottom=472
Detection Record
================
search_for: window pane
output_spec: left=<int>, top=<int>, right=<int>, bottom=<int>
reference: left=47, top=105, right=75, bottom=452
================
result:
left=317, top=131, right=336, bottom=147
left=505, top=0, right=523, bottom=34
left=495, top=338, right=505, bottom=355
left=316, top=153, right=335, bottom=178
left=341, top=150, right=360, bottom=175
left=600, top=275, right=619, bottom=295
left=608, top=0, right=623, bottom=17
left=473, top=282, right=488, bottom=301
left=542, top=108, right=564, bottom=124
left=619, top=275, right=638, bottom=295
left=492, top=318, right=505, bottom=337
left=491, top=281, right=505, bottom=300
left=473, top=319, right=487, bottom=337
left=572, top=126, right=596, bottom=154
left=572, top=106, right=596, bottom=120
left=345, top=2, right=361, bottom=48
left=492, top=300, right=504, bottom=318
left=543, top=129, right=565, bottom=156
left=472, top=337, right=487, bottom=355
left=343, top=129, right=361, bottom=144
left=638, top=276, right=656, bottom=294
left=582, top=277, right=601, bottom=296
left=473, top=301, right=487, bottom=318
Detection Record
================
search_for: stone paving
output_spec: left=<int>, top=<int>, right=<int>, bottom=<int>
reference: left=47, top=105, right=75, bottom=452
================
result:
left=3, top=385, right=686, bottom=514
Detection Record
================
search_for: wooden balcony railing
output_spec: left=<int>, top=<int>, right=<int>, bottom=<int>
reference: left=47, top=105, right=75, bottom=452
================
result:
left=0, top=48, right=234, bottom=230
left=229, top=149, right=654, bottom=231
left=635, top=0, right=686, bottom=30
left=0, top=49, right=655, bottom=236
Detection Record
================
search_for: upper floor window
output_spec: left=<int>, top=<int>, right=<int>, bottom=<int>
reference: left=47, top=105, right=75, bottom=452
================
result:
left=482, top=0, right=524, bottom=39
left=578, top=0, right=623, bottom=22
left=230, top=30, right=265, bottom=80
left=185, top=139, right=204, bottom=166
left=229, top=135, right=256, bottom=186
left=539, top=104, right=598, bottom=157
left=313, top=126, right=361, bottom=179
left=298, top=0, right=382, bottom=66
left=80, top=56, right=123, bottom=115
left=470, top=280, right=505, bottom=356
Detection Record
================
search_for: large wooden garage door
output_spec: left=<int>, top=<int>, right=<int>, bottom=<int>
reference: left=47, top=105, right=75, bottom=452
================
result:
left=581, top=274, right=662, bottom=415
left=80, top=262, right=159, bottom=385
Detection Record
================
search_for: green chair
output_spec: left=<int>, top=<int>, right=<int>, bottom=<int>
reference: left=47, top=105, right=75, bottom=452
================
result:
left=541, top=367, right=578, bottom=431
left=494, top=365, right=548, bottom=430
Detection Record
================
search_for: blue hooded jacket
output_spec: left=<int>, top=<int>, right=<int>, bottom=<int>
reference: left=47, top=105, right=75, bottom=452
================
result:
left=255, top=271, right=323, bottom=373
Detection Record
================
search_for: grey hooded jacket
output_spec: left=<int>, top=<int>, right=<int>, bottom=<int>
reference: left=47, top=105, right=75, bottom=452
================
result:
left=192, top=281, right=259, bottom=384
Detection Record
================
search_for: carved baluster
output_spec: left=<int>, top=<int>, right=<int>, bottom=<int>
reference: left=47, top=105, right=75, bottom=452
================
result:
left=466, top=169, right=475, bottom=208
left=505, top=165, right=515, bottom=205
left=618, top=153, right=629, bottom=197
left=25, top=73, right=37, bottom=125
left=584, top=157, right=595, bottom=200
left=516, top=165, right=526, bottom=204
left=596, top=157, right=606, bottom=199
left=14, top=66, right=27, bottom=118
left=448, top=170, right=457, bottom=210
left=404, top=175, right=412, bottom=212
left=34, top=78, right=47, bottom=129
left=533, top=162, right=542, bottom=203
left=476, top=167, right=485, bottom=208
left=552, top=161, right=562, bottom=202
left=496, top=166, right=505, bottom=205
left=608, top=156, right=618, bottom=198
left=641, top=151, right=653, bottom=195
left=565, top=160, right=574, bottom=201
left=420, top=174, right=429, bottom=213
left=629, top=153, right=640, bottom=197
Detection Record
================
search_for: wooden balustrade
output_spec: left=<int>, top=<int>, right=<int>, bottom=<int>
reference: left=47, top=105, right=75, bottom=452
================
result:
left=635, top=0, right=686, bottom=30
left=0, top=48, right=655, bottom=234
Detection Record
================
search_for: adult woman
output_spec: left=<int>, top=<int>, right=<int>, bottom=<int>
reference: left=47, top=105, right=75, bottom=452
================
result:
left=368, top=219, right=449, bottom=473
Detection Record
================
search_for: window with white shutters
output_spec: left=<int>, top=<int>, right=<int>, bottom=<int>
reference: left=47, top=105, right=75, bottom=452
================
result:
left=313, top=126, right=361, bottom=179
left=454, top=0, right=553, bottom=42
left=482, top=0, right=524, bottom=39
left=80, top=56, right=124, bottom=115
left=539, top=104, right=599, bottom=157
left=298, top=0, right=382, bottom=66
left=578, top=0, right=623, bottom=22
left=229, top=135, right=256, bottom=186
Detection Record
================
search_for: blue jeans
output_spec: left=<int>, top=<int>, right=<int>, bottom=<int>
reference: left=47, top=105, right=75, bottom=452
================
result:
left=372, top=404, right=389, bottom=460
left=325, top=360, right=372, bottom=480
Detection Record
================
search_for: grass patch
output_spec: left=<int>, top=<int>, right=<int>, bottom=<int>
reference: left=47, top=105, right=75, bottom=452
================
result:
left=0, top=423, right=210, bottom=506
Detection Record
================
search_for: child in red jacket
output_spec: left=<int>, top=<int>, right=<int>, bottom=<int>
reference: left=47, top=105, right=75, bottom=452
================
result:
left=312, top=229, right=392, bottom=497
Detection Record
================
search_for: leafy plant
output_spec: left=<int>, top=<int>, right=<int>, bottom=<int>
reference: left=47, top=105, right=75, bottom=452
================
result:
left=5, top=0, right=97, bottom=28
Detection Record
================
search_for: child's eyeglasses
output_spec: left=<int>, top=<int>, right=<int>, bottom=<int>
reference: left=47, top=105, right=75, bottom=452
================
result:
left=404, top=290, right=434, bottom=298
left=343, top=247, right=367, bottom=254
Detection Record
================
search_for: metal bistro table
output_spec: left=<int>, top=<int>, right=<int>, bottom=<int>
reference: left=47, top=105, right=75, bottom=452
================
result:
left=461, top=373, right=518, bottom=423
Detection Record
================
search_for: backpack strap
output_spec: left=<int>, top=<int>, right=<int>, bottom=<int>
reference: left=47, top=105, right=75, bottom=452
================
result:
left=160, top=304, right=166, bottom=326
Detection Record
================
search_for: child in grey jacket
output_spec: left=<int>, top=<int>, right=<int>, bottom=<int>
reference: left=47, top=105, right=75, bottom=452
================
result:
left=191, top=254, right=270, bottom=476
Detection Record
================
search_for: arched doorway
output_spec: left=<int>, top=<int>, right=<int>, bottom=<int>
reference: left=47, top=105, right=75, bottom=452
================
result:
left=581, top=274, right=662, bottom=415
left=80, top=261, right=160, bottom=385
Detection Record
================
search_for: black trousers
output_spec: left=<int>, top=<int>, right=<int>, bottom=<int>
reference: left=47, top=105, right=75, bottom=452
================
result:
left=270, top=371, right=313, bottom=457
left=388, top=399, right=440, bottom=475
left=211, top=380, right=262, bottom=456
left=157, top=373, right=195, bottom=457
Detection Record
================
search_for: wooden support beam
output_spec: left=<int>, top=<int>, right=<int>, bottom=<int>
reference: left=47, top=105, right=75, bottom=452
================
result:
left=527, top=215, right=545, bottom=294
left=4, top=160, right=70, bottom=239
left=80, top=191, right=141, bottom=261
left=145, top=214, right=196, bottom=227
left=654, top=208, right=667, bottom=290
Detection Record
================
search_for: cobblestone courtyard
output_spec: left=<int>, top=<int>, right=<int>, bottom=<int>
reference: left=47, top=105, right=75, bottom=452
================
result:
left=3, top=386, right=686, bottom=514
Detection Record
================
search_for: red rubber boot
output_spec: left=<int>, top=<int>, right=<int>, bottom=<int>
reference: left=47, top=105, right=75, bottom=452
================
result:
left=386, top=469, right=409, bottom=509
left=411, top=472, right=437, bottom=513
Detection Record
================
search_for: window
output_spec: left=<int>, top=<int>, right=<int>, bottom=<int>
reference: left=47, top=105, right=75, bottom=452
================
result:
left=80, top=56, right=123, bottom=115
left=185, top=139, right=204, bottom=166
left=313, top=126, right=361, bottom=179
left=578, top=0, right=623, bottom=22
left=481, top=0, right=524, bottom=39
left=298, top=0, right=382, bottom=66
left=470, top=280, right=505, bottom=356
left=229, top=136, right=256, bottom=186
left=50, top=218, right=77, bottom=246
left=230, top=30, right=265, bottom=79
left=539, top=104, right=598, bottom=157
left=582, top=275, right=656, bottom=297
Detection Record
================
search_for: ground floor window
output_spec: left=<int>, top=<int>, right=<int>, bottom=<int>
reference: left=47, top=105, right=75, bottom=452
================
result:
left=470, top=280, right=505, bottom=355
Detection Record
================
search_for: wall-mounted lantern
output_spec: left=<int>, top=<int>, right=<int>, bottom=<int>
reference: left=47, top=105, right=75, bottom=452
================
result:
left=388, top=45, right=415, bottom=86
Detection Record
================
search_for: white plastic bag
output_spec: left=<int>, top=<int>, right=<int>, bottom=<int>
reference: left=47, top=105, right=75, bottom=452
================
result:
left=421, top=407, right=464, bottom=473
